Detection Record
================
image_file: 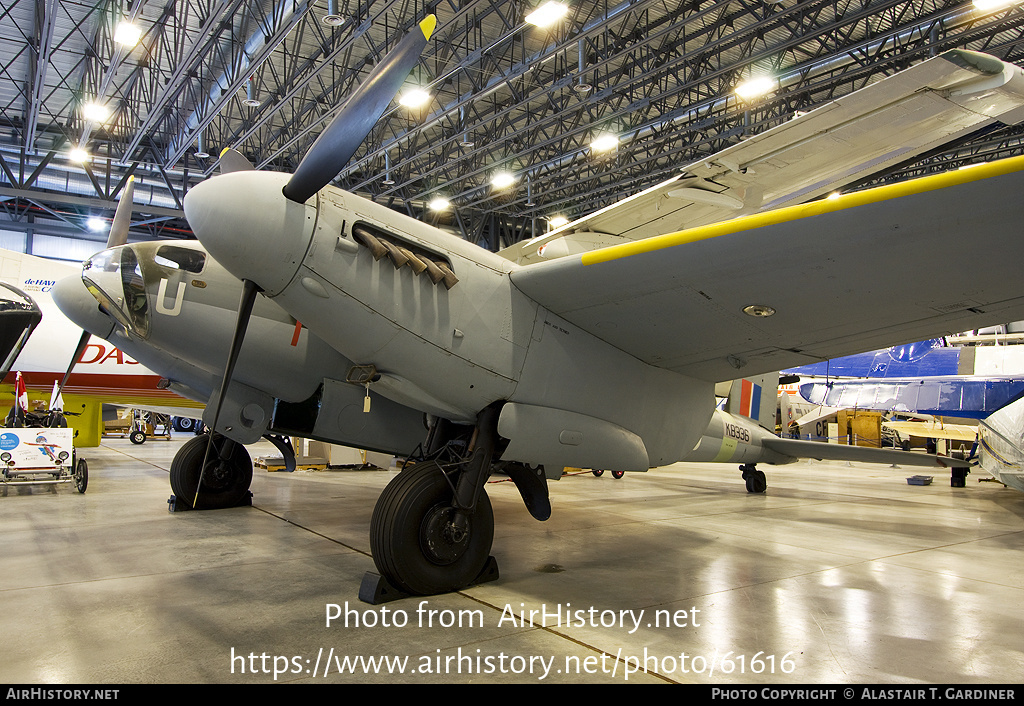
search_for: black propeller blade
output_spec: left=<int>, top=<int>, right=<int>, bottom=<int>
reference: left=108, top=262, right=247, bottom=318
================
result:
left=193, top=278, right=260, bottom=508
left=190, top=16, right=436, bottom=507
left=282, top=15, right=436, bottom=204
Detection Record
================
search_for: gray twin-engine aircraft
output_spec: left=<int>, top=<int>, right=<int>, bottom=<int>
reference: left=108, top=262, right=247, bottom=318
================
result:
left=52, top=14, right=1024, bottom=597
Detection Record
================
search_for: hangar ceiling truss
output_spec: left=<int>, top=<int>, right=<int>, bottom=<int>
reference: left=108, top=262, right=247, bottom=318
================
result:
left=1, top=0, right=1023, bottom=249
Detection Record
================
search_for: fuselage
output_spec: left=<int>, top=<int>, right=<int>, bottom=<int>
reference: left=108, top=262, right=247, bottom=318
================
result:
left=186, top=171, right=717, bottom=471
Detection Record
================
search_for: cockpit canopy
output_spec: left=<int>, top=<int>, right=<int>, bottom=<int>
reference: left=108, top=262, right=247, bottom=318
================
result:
left=82, top=244, right=207, bottom=340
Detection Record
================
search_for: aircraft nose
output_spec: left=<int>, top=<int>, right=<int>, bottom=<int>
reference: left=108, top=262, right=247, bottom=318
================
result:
left=184, top=171, right=316, bottom=296
left=52, top=275, right=115, bottom=339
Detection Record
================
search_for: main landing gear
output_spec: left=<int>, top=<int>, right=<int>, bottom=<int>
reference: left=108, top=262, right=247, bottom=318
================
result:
left=740, top=463, right=767, bottom=493
left=362, top=404, right=551, bottom=603
left=168, top=433, right=253, bottom=511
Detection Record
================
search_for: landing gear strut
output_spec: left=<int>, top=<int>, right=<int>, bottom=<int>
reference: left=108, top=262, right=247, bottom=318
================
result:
left=740, top=463, right=767, bottom=493
left=168, top=433, right=253, bottom=510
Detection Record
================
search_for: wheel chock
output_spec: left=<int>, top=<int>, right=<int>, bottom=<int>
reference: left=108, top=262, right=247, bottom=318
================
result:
left=166, top=491, right=253, bottom=512
left=358, top=556, right=500, bottom=605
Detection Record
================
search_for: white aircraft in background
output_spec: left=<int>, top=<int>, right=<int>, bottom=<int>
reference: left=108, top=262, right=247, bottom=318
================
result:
left=52, top=16, right=1024, bottom=599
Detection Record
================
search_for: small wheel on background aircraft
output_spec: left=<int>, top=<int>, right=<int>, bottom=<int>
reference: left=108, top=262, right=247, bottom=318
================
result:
left=592, top=469, right=604, bottom=477
left=129, top=430, right=146, bottom=445
left=611, top=470, right=625, bottom=479
left=74, top=458, right=88, bottom=493
left=740, top=463, right=767, bottom=493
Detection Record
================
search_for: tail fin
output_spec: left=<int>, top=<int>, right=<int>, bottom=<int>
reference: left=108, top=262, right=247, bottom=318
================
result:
left=722, top=372, right=779, bottom=432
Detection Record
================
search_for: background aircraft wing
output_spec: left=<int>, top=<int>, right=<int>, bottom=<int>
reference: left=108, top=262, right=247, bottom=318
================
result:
left=501, top=49, right=1024, bottom=264
left=510, top=155, right=1024, bottom=384
left=799, top=377, right=1024, bottom=419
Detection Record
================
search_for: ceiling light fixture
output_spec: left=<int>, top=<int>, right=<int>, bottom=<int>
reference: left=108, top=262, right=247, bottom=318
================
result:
left=243, top=79, right=260, bottom=107
left=87, top=217, right=106, bottom=232
left=398, top=87, right=430, bottom=108
left=459, top=107, right=475, bottom=147
left=973, top=0, right=1010, bottom=10
left=322, top=0, right=346, bottom=25
left=590, top=133, right=619, bottom=152
left=574, top=38, right=591, bottom=93
left=195, top=131, right=211, bottom=159
left=548, top=215, right=569, bottom=229
left=114, top=21, right=142, bottom=47
left=81, top=102, right=110, bottom=123
left=735, top=75, right=776, bottom=100
left=69, top=147, right=90, bottom=163
left=525, top=1, right=569, bottom=28
left=491, top=171, right=515, bottom=189
left=428, top=196, right=450, bottom=211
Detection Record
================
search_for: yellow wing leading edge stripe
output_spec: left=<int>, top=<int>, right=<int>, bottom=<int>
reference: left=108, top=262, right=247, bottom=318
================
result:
left=581, top=154, right=1024, bottom=267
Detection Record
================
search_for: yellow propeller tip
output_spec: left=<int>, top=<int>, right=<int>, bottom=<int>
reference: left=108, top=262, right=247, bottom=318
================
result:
left=420, top=14, right=436, bottom=41
left=218, top=147, right=232, bottom=158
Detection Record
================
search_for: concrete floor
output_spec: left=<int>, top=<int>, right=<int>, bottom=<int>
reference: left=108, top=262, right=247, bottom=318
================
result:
left=2, top=435, right=1023, bottom=684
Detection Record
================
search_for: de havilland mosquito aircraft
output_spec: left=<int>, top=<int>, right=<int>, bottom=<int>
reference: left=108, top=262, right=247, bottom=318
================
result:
left=51, top=14, right=1024, bottom=597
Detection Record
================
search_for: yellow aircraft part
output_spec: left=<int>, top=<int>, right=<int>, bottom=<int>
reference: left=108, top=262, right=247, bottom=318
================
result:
left=883, top=421, right=978, bottom=443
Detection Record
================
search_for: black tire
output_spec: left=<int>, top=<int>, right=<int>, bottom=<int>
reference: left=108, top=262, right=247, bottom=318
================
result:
left=172, top=417, right=196, bottom=432
left=370, top=461, right=493, bottom=596
left=75, top=458, right=88, bottom=493
left=129, top=430, right=146, bottom=445
left=169, top=434, right=253, bottom=510
left=611, top=470, right=625, bottom=479
left=592, top=469, right=604, bottom=477
left=745, top=470, right=767, bottom=494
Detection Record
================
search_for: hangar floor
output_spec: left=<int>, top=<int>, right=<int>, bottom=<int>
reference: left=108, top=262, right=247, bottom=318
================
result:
left=3, top=435, right=1023, bottom=685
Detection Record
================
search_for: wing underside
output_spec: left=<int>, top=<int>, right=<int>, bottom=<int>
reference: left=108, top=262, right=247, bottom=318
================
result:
left=510, top=156, right=1024, bottom=383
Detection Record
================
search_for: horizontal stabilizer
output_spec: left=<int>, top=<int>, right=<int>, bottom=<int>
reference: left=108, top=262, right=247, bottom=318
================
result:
left=763, top=437, right=962, bottom=469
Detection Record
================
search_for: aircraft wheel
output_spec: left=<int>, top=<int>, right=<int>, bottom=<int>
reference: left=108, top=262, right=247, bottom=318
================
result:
left=370, top=460, right=493, bottom=596
left=172, top=416, right=196, bottom=432
left=592, top=469, right=604, bottom=477
left=129, top=430, right=146, bottom=445
left=74, top=458, right=88, bottom=494
left=744, top=470, right=767, bottom=494
left=170, top=434, right=252, bottom=510
left=611, top=470, right=625, bottom=479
